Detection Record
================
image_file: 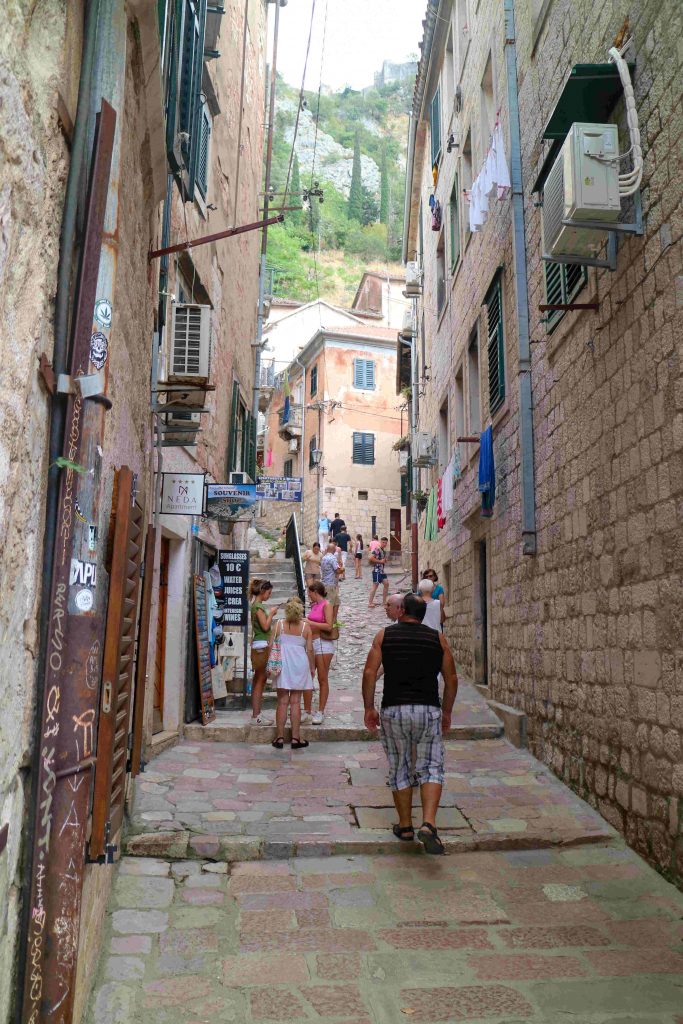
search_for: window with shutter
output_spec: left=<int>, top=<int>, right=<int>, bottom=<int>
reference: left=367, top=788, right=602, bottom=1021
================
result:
left=196, top=103, right=211, bottom=198
left=166, top=0, right=207, bottom=198
left=430, top=86, right=442, bottom=166
left=485, top=274, right=505, bottom=416
left=227, top=380, right=239, bottom=473
left=352, top=432, right=375, bottom=465
left=130, top=525, right=155, bottom=777
left=309, top=434, right=317, bottom=469
left=544, top=261, right=588, bottom=332
left=310, top=365, right=318, bottom=397
left=449, top=176, right=460, bottom=271
left=284, top=458, right=293, bottom=478
left=89, top=468, right=144, bottom=859
left=353, top=358, right=375, bottom=390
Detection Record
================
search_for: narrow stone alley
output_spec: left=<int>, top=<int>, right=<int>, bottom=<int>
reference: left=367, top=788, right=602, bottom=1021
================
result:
left=87, top=578, right=683, bottom=1023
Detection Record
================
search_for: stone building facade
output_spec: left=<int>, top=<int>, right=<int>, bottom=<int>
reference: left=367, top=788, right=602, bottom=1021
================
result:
left=0, top=1, right=266, bottom=1020
left=405, top=0, right=683, bottom=882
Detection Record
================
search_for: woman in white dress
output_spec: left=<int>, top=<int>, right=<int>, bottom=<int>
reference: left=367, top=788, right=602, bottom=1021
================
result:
left=417, top=578, right=442, bottom=631
left=269, top=597, right=315, bottom=750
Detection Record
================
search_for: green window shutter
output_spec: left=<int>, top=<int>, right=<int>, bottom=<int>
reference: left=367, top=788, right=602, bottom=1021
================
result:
left=227, top=380, right=239, bottom=473
left=400, top=473, right=408, bottom=506
left=485, top=274, right=505, bottom=416
left=544, top=261, right=588, bottom=333
left=196, top=104, right=211, bottom=198
left=449, top=176, right=460, bottom=270
left=164, top=2, right=180, bottom=166
left=352, top=432, right=375, bottom=465
left=353, top=358, right=375, bottom=390
left=248, top=412, right=257, bottom=480
left=308, top=434, right=317, bottom=469
left=430, top=86, right=441, bottom=166
left=174, top=0, right=207, bottom=195
left=310, top=365, right=317, bottom=397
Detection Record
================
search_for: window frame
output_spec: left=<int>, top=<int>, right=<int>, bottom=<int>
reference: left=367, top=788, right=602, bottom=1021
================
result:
left=430, top=84, right=442, bottom=167
left=449, top=175, right=460, bottom=272
left=484, top=273, right=505, bottom=417
left=284, top=457, right=294, bottom=478
left=310, top=364, right=318, bottom=397
left=436, top=229, right=446, bottom=316
left=352, top=431, right=375, bottom=466
left=544, top=262, right=588, bottom=332
left=308, top=434, right=317, bottom=470
left=353, top=358, right=376, bottom=391
left=195, top=100, right=212, bottom=199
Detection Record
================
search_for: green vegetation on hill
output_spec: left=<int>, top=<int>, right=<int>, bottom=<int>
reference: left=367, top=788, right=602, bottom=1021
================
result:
left=265, top=76, right=412, bottom=306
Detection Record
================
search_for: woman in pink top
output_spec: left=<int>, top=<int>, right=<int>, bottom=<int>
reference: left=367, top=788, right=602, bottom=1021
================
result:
left=303, top=581, right=335, bottom=725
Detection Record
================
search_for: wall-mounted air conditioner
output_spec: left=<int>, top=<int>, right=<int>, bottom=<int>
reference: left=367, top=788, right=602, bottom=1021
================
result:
left=413, top=431, right=437, bottom=467
left=288, top=438, right=299, bottom=453
left=164, top=409, right=201, bottom=442
left=404, top=261, right=422, bottom=296
left=169, top=303, right=211, bottom=382
left=542, top=123, right=621, bottom=260
left=399, top=309, right=413, bottom=340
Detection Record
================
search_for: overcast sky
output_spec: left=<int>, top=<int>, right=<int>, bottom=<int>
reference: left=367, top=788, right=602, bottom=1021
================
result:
left=272, top=0, right=425, bottom=93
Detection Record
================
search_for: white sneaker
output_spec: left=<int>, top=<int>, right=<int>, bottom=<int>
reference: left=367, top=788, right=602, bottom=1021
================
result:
left=311, top=711, right=324, bottom=725
left=251, top=715, right=273, bottom=726
left=301, top=712, right=312, bottom=724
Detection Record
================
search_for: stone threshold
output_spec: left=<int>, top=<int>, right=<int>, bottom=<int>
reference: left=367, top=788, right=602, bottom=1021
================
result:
left=122, top=825, right=615, bottom=863
left=182, top=722, right=504, bottom=743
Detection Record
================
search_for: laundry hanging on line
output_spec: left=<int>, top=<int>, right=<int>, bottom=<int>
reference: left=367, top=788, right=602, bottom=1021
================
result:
left=466, top=123, right=511, bottom=233
left=478, top=426, right=495, bottom=517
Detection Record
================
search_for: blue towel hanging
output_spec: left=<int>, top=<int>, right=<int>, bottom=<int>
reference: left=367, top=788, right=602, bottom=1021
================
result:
left=478, top=426, right=495, bottom=517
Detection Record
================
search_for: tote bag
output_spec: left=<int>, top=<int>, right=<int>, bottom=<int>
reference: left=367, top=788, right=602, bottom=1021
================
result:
left=266, top=620, right=283, bottom=678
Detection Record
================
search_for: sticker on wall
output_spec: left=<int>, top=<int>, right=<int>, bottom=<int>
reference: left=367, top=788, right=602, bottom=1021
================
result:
left=93, top=298, right=112, bottom=329
left=70, top=558, right=97, bottom=589
left=88, top=525, right=98, bottom=552
left=74, top=500, right=89, bottom=525
left=75, top=589, right=94, bottom=612
left=89, top=331, right=109, bottom=370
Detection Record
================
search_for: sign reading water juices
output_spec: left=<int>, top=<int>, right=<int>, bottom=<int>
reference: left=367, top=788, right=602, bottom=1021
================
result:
left=217, top=550, right=250, bottom=627
left=160, top=473, right=205, bottom=515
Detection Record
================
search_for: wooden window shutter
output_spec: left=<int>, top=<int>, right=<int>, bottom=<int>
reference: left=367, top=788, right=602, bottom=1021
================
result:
left=485, top=274, right=505, bottom=416
left=196, top=104, right=211, bottom=198
left=430, top=86, right=442, bottom=165
left=130, top=525, right=156, bottom=778
left=89, top=468, right=144, bottom=860
left=227, top=380, right=239, bottom=473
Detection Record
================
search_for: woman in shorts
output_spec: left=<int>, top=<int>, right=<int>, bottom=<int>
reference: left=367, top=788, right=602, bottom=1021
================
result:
left=303, top=581, right=335, bottom=725
left=354, top=533, right=364, bottom=579
left=249, top=579, right=278, bottom=725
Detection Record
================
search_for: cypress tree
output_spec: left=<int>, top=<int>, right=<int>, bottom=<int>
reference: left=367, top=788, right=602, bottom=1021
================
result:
left=290, top=154, right=302, bottom=225
left=380, top=146, right=389, bottom=225
left=348, top=131, right=363, bottom=222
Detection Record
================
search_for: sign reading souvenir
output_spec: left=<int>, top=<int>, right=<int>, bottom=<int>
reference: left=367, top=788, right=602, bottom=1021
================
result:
left=205, top=482, right=257, bottom=519
left=217, top=550, right=250, bottom=627
left=256, top=476, right=303, bottom=502
left=160, top=472, right=205, bottom=515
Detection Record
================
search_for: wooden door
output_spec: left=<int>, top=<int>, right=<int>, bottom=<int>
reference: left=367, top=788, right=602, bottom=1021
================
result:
left=153, top=537, right=169, bottom=734
left=389, top=508, right=401, bottom=552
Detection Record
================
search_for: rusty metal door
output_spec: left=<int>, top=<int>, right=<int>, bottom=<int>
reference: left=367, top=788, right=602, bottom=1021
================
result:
left=130, top=525, right=155, bottom=777
left=153, top=537, right=169, bottom=734
left=89, top=468, right=143, bottom=860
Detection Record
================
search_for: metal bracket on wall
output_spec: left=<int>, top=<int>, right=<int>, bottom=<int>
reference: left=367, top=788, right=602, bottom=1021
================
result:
left=542, top=190, right=643, bottom=272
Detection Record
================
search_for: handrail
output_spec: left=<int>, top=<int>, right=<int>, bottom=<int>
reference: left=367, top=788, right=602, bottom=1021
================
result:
left=285, top=513, right=305, bottom=603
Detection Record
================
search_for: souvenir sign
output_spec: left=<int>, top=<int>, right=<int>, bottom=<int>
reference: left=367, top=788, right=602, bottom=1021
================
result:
left=256, top=476, right=303, bottom=502
left=205, top=483, right=257, bottom=519
left=217, top=550, right=249, bottom=627
left=160, top=473, right=205, bottom=515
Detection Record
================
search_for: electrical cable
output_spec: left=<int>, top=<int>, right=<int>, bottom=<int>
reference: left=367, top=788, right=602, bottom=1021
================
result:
left=232, top=0, right=250, bottom=227
left=608, top=44, right=643, bottom=196
left=282, top=0, right=317, bottom=207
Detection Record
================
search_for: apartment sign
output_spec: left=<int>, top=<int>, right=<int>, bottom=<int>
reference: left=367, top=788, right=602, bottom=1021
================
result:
left=257, top=476, right=303, bottom=502
left=160, top=473, right=205, bottom=515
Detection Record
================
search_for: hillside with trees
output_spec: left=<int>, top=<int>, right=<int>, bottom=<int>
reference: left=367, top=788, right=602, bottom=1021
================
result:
left=264, top=75, right=413, bottom=305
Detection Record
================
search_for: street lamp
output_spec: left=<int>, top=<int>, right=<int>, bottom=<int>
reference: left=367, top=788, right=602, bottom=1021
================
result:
left=311, top=447, right=323, bottom=536
left=310, top=447, right=323, bottom=466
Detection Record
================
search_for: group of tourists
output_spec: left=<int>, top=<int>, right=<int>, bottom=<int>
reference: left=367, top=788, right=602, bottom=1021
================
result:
left=249, top=517, right=456, bottom=853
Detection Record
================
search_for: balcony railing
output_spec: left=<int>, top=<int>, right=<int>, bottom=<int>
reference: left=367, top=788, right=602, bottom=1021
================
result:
left=278, top=404, right=302, bottom=436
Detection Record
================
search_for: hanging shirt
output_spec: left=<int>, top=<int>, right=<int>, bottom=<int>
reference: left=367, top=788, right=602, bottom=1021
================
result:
left=494, top=124, right=511, bottom=199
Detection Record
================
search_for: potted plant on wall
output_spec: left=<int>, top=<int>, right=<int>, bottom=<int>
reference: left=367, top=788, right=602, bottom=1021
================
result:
left=413, top=489, right=429, bottom=513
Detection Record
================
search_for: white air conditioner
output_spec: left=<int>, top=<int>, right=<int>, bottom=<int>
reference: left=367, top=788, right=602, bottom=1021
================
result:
left=405, top=261, right=422, bottom=296
left=288, top=438, right=299, bottom=453
left=399, top=309, right=413, bottom=340
left=229, top=471, right=253, bottom=484
left=542, top=122, right=621, bottom=260
left=413, top=431, right=437, bottom=467
left=164, top=409, right=201, bottom=442
left=169, top=302, right=211, bottom=382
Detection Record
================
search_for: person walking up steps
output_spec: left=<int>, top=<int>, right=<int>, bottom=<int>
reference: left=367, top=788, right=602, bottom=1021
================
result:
left=304, top=581, right=335, bottom=725
left=354, top=534, right=364, bottom=579
left=336, top=523, right=352, bottom=580
left=318, top=511, right=330, bottom=549
left=269, top=597, right=315, bottom=750
left=249, top=580, right=278, bottom=725
left=417, top=578, right=442, bottom=631
left=362, top=593, right=458, bottom=854
left=368, top=536, right=389, bottom=607
left=303, top=541, right=322, bottom=586
left=329, top=511, right=344, bottom=542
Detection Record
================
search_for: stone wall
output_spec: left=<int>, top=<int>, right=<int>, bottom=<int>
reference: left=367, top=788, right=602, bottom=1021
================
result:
left=411, top=0, right=683, bottom=881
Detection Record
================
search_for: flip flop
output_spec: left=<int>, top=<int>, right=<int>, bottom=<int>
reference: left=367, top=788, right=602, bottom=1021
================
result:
left=417, top=822, right=445, bottom=855
left=392, top=824, right=415, bottom=842
left=291, top=738, right=309, bottom=749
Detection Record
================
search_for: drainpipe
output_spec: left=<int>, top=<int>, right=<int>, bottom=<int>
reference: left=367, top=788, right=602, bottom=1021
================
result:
left=410, top=297, right=419, bottom=590
left=293, top=357, right=305, bottom=539
left=504, top=0, right=537, bottom=555
left=16, top=0, right=100, bottom=1017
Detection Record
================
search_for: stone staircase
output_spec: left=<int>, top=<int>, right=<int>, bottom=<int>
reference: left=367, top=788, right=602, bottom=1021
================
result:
left=249, top=555, right=301, bottom=607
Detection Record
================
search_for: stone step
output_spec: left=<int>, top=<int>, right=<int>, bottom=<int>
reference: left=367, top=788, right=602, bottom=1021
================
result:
left=183, top=720, right=504, bottom=743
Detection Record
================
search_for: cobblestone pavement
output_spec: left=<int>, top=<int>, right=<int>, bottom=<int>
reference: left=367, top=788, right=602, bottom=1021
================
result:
left=186, top=574, right=503, bottom=742
left=126, top=739, right=615, bottom=860
left=88, top=846, right=683, bottom=1023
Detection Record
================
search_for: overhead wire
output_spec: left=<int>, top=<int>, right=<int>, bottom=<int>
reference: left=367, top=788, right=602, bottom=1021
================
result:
left=309, top=0, right=329, bottom=329
left=282, top=0, right=317, bottom=208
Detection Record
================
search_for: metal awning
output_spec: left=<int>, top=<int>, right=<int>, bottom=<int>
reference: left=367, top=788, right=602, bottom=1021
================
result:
left=532, top=62, right=634, bottom=192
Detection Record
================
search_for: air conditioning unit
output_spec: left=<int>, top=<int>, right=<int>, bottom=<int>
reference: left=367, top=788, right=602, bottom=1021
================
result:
left=168, top=303, right=211, bottom=382
left=399, top=309, right=413, bottom=340
left=404, top=261, right=422, bottom=296
left=164, top=409, right=201, bottom=442
left=288, top=438, right=299, bottom=453
left=542, top=123, right=621, bottom=260
left=413, top=431, right=437, bottom=467
left=229, top=472, right=253, bottom=485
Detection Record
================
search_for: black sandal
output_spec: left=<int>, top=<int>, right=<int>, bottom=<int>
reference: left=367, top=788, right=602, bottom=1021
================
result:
left=291, top=738, right=309, bottom=749
left=271, top=737, right=284, bottom=749
left=392, top=824, right=415, bottom=842
left=417, top=822, right=445, bottom=855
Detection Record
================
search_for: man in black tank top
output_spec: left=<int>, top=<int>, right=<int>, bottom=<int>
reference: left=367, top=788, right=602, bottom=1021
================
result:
left=362, top=594, right=458, bottom=854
